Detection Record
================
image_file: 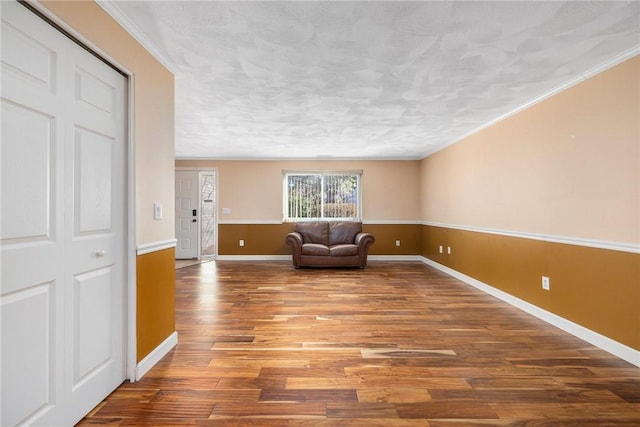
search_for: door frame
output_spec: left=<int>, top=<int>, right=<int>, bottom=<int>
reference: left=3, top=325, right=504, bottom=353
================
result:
left=29, top=1, right=138, bottom=382
left=176, top=167, right=219, bottom=259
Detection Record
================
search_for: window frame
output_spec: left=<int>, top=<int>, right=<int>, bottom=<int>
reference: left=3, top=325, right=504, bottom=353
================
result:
left=282, top=170, right=363, bottom=222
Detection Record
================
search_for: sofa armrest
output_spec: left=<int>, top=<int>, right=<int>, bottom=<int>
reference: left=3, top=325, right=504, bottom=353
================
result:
left=355, top=232, right=375, bottom=247
left=286, top=231, right=303, bottom=246
left=355, top=232, right=375, bottom=267
left=285, top=232, right=303, bottom=267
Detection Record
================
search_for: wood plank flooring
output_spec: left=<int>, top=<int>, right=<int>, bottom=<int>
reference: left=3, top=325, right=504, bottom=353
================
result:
left=175, top=259, right=212, bottom=270
left=79, top=261, right=640, bottom=426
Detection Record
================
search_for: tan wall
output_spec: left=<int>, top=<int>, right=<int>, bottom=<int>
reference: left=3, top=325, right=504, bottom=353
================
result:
left=177, top=160, right=421, bottom=256
left=420, top=56, right=639, bottom=245
left=42, top=0, right=176, bottom=245
left=419, top=56, right=640, bottom=352
left=176, top=160, right=420, bottom=222
left=41, top=1, right=176, bottom=361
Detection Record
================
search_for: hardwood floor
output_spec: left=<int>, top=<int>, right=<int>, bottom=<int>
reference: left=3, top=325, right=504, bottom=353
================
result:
left=79, top=261, right=640, bottom=426
left=175, top=259, right=212, bottom=270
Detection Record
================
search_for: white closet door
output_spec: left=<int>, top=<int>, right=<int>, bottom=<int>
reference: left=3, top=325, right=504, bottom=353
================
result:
left=1, top=2, right=127, bottom=425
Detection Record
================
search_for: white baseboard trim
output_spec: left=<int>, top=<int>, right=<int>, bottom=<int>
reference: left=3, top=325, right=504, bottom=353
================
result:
left=135, top=331, right=178, bottom=381
left=216, top=255, right=290, bottom=261
left=369, top=255, right=422, bottom=261
left=420, top=256, right=640, bottom=368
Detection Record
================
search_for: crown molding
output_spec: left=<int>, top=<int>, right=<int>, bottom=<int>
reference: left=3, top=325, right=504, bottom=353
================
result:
left=421, top=46, right=640, bottom=159
left=96, top=1, right=177, bottom=75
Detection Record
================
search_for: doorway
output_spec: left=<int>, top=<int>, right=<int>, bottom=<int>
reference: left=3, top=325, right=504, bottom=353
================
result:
left=175, top=168, right=217, bottom=260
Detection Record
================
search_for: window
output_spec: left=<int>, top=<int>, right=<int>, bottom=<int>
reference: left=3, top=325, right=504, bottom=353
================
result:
left=283, top=170, right=362, bottom=222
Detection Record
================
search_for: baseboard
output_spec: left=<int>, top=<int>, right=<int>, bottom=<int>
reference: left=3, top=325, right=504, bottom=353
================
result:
left=216, top=255, right=290, bottom=261
left=369, top=255, right=421, bottom=261
left=135, top=331, right=178, bottom=380
left=420, top=256, right=640, bottom=368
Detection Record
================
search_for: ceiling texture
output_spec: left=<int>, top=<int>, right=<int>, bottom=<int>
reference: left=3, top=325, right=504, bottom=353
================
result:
left=99, top=1, right=640, bottom=160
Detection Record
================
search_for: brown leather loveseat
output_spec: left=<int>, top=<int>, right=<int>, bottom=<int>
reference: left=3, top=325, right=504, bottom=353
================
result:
left=285, top=221, right=375, bottom=268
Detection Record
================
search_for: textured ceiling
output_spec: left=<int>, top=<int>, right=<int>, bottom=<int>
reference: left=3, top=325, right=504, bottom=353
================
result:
left=101, top=1, right=640, bottom=159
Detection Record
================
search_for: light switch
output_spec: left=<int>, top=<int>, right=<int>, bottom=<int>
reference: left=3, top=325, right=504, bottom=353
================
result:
left=154, top=202, right=162, bottom=220
left=222, top=207, right=231, bottom=215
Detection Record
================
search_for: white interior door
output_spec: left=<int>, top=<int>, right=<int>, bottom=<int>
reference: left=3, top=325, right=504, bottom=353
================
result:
left=64, top=12, right=127, bottom=425
left=175, top=170, right=199, bottom=259
left=1, top=2, right=127, bottom=425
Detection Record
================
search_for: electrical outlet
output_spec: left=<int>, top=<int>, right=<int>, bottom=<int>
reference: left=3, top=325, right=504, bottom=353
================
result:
left=542, top=276, right=550, bottom=291
left=439, top=245, right=443, bottom=253
left=447, top=246, right=452, bottom=254
left=239, top=240, right=244, bottom=247
left=395, top=240, right=401, bottom=247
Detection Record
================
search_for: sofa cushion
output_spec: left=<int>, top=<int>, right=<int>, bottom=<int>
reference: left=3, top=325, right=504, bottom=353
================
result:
left=329, top=244, right=358, bottom=256
left=329, top=221, right=362, bottom=246
left=301, top=243, right=331, bottom=256
left=295, top=222, right=329, bottom=245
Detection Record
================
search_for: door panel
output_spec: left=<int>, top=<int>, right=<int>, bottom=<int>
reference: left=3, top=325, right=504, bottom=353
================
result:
left=1, top=2, right=127, bottom=425
left=1, top=4, right=67, bottom=425
left=175, top=170, right=199, bottom=259
left=65, top=14, right=126, bottom=424
left=75, top=127, right=113, bottom=233
left=0, top=284, right=55, bottom=427
left=73, top=268, right=113, bottom=386
left=75, top=66, right=116, bottom=115
left=0, top=14, right=56, bottom=96
left=0, top=102, right=53, bottom=241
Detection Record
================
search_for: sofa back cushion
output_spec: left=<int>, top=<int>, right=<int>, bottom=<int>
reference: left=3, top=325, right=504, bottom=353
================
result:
left=295, top=222, right=329, bottom=245
left=329, top=222, right=362, bottom=246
